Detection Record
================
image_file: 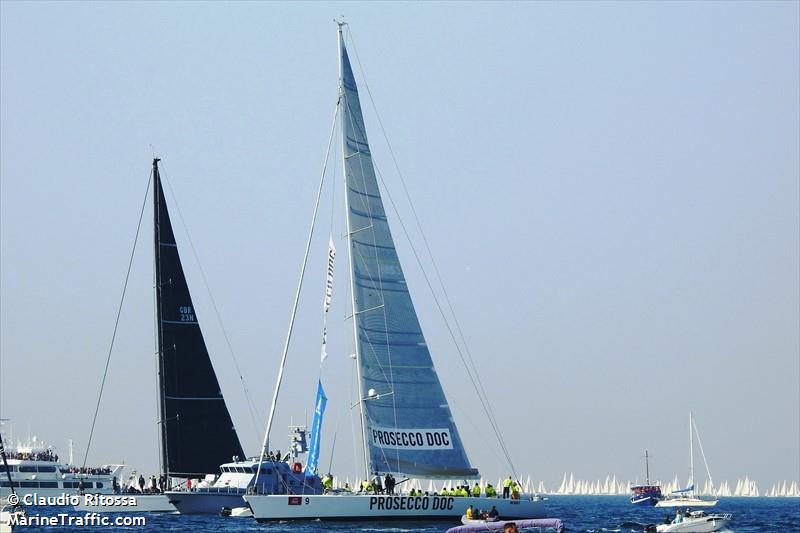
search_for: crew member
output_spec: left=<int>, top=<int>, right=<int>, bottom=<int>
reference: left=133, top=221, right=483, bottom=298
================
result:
left=511, top=480, right=521, bottom=500
left=502, top=476, right=513, bottom=499
left=472, top=483, right=481, bottom=497
left=322, top=473, right=334, bottom=493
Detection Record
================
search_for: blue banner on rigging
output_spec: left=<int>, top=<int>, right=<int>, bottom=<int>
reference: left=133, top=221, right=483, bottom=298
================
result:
left=305, top=380, right=327, bottom=477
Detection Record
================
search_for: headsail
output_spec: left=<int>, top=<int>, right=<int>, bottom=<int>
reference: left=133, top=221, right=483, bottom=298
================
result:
left=153, top=159, right=245, bottom=478
left=339, top=34, right=477, bottom=478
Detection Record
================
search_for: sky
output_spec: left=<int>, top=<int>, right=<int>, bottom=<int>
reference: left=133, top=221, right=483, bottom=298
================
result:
left=1, top=2, right=798, bottom=489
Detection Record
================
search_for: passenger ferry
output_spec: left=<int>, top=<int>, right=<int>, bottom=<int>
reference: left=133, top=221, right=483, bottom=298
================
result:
left=0, top=435, right=123, bottom=499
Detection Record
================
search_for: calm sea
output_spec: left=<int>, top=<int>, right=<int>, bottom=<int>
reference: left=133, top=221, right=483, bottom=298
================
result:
left=14, top=496, right=800, bottom=532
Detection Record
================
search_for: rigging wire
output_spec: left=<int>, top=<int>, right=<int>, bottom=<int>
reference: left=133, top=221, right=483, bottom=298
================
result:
left=158, top=162, right=264, bottom=438
left=254, top=97, right=341, bottom=491
left=82, top=170, right=152, bottom=470
left=346, top=28, right=521, bottom=480
left=692, top=415, right=715, bottom=488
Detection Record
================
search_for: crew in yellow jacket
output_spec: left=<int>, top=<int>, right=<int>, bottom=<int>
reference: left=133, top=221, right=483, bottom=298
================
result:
left=503, top=477, right=513, bottom=499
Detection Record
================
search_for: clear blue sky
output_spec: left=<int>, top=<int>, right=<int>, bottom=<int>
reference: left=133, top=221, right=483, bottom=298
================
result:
left=1, top=1, right=798, bottom=488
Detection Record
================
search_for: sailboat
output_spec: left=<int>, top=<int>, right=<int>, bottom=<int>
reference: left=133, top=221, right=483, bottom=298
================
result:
left=244, top=21, right=547, bottom=522
left=656, top=413, right=718, bottom=508
left=630, top=450, right=662, bottom=505
left=78, top=159, right=247, bottom=513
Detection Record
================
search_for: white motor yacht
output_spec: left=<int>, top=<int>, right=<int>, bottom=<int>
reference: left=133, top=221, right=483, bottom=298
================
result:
left=655, top=510, right=732, bottom=532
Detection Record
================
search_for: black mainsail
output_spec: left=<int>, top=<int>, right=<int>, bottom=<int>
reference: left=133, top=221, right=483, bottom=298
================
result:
left=153, top=158, right=244, bottom=478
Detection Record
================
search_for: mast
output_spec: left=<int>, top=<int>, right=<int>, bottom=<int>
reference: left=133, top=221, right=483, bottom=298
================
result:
left=645, top=450, right=650, bottom=485
left=254, top=108, right=336, bottom=474
left=153, top=157, right=169, bottom=482
left=689, top=411, right=694, bottom=491
left=337, top=19, right=371, bottom=480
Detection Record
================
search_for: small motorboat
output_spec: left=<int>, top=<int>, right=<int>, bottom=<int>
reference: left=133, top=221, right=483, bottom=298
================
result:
left=218, top=506, right=253, bottom=518
left=653, top=510, right=732, bottom=532
left=447, top=518, right=565, bottom=533
left=461, top=514, right=502, bottom=525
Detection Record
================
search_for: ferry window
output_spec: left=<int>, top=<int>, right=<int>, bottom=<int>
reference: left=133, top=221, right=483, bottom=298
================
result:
left=19, top=466, right=37, bottom=472
left=83, top=482, right=94, bottom=488
left=96, top=482, right=103, bottom=488
left=20, top=481, right=38, bottom=487
left=0, top=481, right=16, bottom=488
left=7, top=466, right=16, bottom=472
left=236, top=467, right=246, bottom=473
left=222, top=467, right=230, bottom=473
left=39, top=482, right=58, bottom=488
left=37, top=466, right=57, bottom=473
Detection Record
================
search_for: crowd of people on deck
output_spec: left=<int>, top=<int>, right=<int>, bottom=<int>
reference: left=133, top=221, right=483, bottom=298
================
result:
left=8, top=449, right=58, bottom=462
left=116, top=474, right=169, bottom=494
left=344, top=474, right=524, bottom=499
left=434, top=477, right=522, bottom=499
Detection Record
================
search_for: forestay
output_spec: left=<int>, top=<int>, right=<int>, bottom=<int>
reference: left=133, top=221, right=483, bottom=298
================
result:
left=153, top=160, right=245, bottom=478
left=339, top=36, right=477, bottom=478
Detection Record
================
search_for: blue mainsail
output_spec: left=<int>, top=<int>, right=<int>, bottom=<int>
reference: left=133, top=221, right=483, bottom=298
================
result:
left=305, top=380, right=328, bottom=477
left=672, top=484, right=695, bottom=494
left=339, top=34, right=478, bottom=478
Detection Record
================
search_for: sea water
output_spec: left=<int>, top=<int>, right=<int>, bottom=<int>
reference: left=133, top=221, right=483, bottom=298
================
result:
left=12, top=496, right=799, bottom=532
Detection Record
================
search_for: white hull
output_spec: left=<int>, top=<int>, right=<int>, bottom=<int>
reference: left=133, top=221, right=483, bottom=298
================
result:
left=74, top=494, right=175, bottom=513
left=230, top=506, right=253, bottom=517
left=656, top=497, right=718, bottom=508
left=656, top=515, right=731, bottom=532
left=0, top=505, right=23, bottom=533
left=244, top=494, right=546, bottom=522
left=0, top=511, right=18, bottom=533
left=0, top=514, right=13, bottom=533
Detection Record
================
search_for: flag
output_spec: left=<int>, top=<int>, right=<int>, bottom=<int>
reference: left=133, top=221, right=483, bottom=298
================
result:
left=305, top=380, right=328, bottom=477
left=321, top=236, right=336, bottom=363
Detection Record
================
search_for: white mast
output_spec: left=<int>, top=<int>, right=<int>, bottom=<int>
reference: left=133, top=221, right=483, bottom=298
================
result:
left=337, top=18, right=371, bottom=481
left=689, top=411, right=694, bottom=493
